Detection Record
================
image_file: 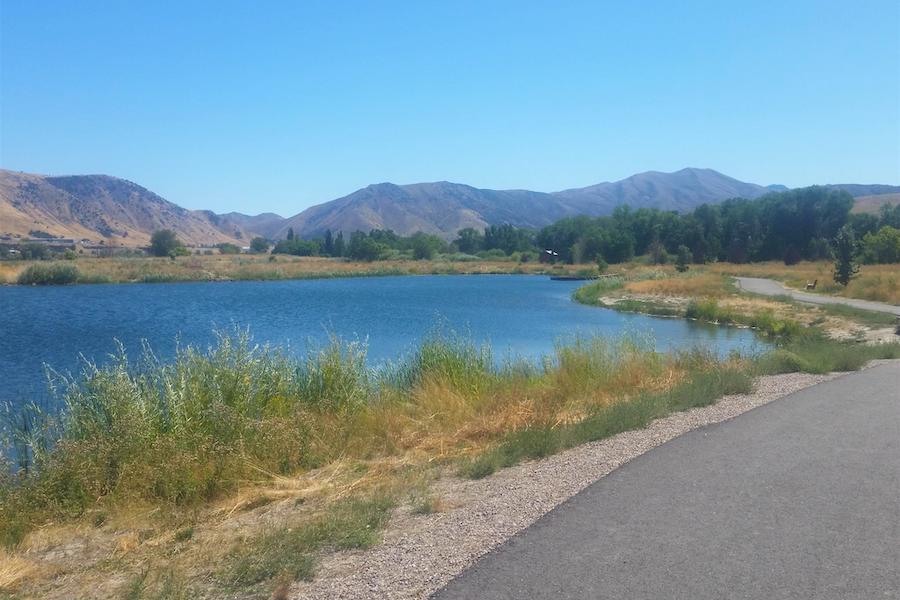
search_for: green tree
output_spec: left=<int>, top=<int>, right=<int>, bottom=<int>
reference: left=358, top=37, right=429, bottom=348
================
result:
left=333, top=231, right=345, bottom=257
left=648, top=238, right=668, bottom=264
left=347, top=232, right=387, bottom=261
left=272, top=238, right=319, bottom=256
left=454, top=228, right=484, bottom=254
left=675, top=245, right=691, bottom=272
left=286, top=227, right=295, bottom=241
left=217, top=243, right=241, bottom=255
left=250, top=237, right=269, bottom=253
left=19, top=244, right=50, bottom=260
left=831, top=225, right=859, bottom=286
left=410, top=232, right=445, bottom=260
left=150, top=229, right=183, bottom=257
left=861, top=225, right=900, bottom=264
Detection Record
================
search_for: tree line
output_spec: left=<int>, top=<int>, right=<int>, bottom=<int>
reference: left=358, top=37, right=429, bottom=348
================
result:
left=138, top=186, right=898, bottom=272
left=537, top=187, right=900, bottom=265
left=272, top=223, right=537, bottom=262
left=269, top=186, right=900, bottom=268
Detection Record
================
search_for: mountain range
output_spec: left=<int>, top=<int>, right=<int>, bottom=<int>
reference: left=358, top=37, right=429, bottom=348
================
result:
left=1, top=167, right=897, bottom=245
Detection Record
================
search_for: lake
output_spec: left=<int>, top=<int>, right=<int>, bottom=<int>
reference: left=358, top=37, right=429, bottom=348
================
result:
left=0, top=275, right=766, bottom=409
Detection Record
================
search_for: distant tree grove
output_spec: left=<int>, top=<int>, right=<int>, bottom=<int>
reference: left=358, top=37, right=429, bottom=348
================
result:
left=266, top=187, right=900, bottom=267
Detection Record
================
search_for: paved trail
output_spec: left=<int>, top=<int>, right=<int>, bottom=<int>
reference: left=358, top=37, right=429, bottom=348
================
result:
left=433, top=362, right=900, bottom=600
left=735, top=276, right=900, bottom=316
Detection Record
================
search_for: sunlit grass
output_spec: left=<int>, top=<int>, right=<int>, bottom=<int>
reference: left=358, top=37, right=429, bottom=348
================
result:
left=624, top=272, right=731, bottom=297
left=706, top=261, right=900, bottom=304
left=1, top=255, right=585, bottom=286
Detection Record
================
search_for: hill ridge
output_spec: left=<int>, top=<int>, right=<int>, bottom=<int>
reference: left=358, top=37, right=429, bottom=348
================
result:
left=2, top=168, right=898, bottom=245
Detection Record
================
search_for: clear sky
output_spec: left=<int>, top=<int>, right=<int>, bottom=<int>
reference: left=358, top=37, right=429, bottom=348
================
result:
left=1, top=0, right=898, bottom=215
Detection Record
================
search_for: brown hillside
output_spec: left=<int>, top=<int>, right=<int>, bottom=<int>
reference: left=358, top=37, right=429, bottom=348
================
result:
left=0, top=170, right=259, bottom=246
left=851, top=193, right=900, bottom=214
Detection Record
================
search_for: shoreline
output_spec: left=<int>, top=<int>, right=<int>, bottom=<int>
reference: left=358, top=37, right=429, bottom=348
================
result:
left=0, top=256, right=593, bottom=287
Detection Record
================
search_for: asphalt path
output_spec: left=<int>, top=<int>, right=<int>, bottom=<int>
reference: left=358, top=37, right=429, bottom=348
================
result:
left=433, top=362, right=900, bottom=600
left=735, top=276, right=900, bottom=316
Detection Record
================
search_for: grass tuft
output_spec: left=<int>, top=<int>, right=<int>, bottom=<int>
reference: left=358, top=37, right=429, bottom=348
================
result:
left=224, top=495, right=393, bottom=587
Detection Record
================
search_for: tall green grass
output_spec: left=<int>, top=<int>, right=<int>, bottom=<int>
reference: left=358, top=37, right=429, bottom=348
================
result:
left=0, top=331, right=371, bottom=547
left=385, top=332, right=494, bottom=394
left=16, top=263, right=80, bottom=285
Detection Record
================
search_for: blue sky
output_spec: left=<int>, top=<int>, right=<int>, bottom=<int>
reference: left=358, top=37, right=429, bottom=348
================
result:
left=1, top=1, right=898, bottom=215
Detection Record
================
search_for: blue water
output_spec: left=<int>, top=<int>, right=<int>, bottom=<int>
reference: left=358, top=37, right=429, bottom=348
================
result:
left=0, top=275, right=765, bottom=409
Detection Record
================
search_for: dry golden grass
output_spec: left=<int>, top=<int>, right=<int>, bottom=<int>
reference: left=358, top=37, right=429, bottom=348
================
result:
left=0, top=550, right=36, bottom=592
left=0, top=254, right=585, bottom=285
left=705, top=261, right=900, bottom=304
left=625, top=272, right=731, bottom=297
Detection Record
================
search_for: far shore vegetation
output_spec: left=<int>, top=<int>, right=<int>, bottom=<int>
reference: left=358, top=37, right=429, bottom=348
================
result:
left=2, top=186, right=898, bottom=305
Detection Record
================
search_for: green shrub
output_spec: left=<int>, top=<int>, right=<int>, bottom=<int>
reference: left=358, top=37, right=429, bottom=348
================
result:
left=445, top=253, right=480, bottom=262
left=685, top=298, right=731, bottom=322
left=16, top=263, right=80, bottom=285
left=295, top=338, right=372, bottom=412
left=572, top=277, right=624, bottom=304
left=150, top=230, right=185, bottom=257
left=476, top=249, right=508, bottom=260
left=217, top=243, right=241, bottom=255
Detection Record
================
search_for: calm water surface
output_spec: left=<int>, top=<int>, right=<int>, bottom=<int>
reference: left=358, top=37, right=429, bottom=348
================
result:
left=0, top=275, right=766, bottom=409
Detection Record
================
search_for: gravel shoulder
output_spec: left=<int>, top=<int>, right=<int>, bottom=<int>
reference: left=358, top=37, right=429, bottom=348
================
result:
left=290, top=363, right=895, bottom=599
left=735, top=276, right=900, bottom=315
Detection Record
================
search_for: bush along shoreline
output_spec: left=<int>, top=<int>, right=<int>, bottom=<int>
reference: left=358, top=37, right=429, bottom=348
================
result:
left=1, top=327, right=898, bottom=594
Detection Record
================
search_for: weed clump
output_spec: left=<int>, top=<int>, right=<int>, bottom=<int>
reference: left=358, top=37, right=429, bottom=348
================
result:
left=16, top=263, right=80, bottom=285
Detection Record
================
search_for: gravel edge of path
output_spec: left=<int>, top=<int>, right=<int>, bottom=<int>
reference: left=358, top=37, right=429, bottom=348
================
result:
left=292, top=361, right=896, bottom=600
